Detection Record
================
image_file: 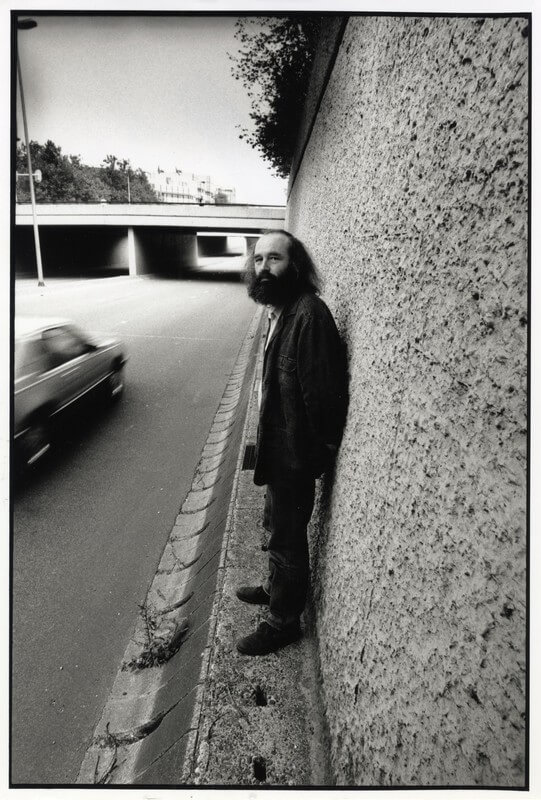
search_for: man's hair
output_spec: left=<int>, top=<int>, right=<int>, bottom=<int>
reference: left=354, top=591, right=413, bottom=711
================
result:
left=244, top=229, right=322, bottom=295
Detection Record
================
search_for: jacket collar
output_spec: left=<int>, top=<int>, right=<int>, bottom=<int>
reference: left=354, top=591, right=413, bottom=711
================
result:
left=264, top=294, right=306, bottom=361
left=263, top=293, right=304, bottom=362
left=282, top=292, right=304, bottom=317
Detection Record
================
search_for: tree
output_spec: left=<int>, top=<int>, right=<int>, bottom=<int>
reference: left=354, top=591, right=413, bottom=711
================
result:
left=230, top=16, right=321, bottom=178
left=102, top=154, right=118, bottom=172
left=16, top=140, right=158, bottom=203
left=129, top=170, right=155, bottom=203
left=17, top=139, right=81, bottom=202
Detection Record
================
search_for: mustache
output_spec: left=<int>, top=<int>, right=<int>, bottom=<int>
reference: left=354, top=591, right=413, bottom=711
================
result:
left=255, top=271, right=276, bottom=283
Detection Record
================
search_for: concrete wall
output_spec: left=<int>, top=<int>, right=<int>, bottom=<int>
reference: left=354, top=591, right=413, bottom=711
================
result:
left=245, top=235, right=260, bottom=253
left=133, top=228, right=198, bottom=276
left=286, top=15, right=528, bottom=786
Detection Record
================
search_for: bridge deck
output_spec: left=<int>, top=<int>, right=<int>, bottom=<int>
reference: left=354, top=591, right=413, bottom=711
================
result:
left=15, top=203, right=286, bottom=231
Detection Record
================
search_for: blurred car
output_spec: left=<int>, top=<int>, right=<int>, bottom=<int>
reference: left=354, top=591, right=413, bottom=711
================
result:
left=14, top=316, right=128, bottom=470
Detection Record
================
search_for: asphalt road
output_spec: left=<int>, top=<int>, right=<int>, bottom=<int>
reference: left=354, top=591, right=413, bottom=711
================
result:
left=12, top=264, right=255, bottom=784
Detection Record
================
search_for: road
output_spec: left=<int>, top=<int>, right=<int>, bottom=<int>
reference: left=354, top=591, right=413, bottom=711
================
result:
left=12, top=264, right=255, bottom=784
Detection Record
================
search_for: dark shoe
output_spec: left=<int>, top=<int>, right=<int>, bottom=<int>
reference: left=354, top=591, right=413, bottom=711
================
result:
left=236, top=621, right=301, bottom=656
left=236, top=585, right=270, bottom=606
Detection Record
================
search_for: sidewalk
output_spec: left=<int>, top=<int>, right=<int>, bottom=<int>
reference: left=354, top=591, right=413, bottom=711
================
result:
left=182, top=337, right=333, bottom=787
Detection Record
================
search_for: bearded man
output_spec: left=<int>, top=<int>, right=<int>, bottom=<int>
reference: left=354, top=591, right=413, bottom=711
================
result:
left=236, top=229, right=347, bottom=656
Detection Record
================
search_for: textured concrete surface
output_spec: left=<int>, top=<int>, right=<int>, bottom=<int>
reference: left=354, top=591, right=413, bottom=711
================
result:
left=290, top=15, right=347, bottom=187
left=287, top=15, right=527, bottom=787
left=184, top=343, right=332, bottom=786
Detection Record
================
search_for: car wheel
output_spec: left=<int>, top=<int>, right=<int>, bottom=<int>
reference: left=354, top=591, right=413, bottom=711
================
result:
left=19, top=415, right=52, bottom=469
left=106, top=367, right=124, bottom=400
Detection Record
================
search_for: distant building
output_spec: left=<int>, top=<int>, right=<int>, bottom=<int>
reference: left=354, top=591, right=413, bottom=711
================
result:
left=214, top=187, right=236, bottom=205
left=146, top=168, right=236, bottom=204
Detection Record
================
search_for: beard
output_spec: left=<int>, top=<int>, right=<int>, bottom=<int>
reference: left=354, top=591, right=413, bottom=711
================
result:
left=246, top=266, right=299, bottom=307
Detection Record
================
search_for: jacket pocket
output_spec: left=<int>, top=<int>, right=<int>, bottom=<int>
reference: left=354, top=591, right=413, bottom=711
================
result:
left=278, top=355, right=296, bottom=373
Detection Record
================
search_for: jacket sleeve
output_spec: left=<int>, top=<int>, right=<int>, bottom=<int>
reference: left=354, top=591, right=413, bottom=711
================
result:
left=296, top=305, right=347, bottom=458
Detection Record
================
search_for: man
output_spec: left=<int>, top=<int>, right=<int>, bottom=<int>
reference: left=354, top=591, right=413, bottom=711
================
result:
left=236, top=230, right=347, bottom=656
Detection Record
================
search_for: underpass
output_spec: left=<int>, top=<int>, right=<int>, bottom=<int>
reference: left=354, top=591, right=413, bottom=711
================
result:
left=14, top=203, right=284, bottom=279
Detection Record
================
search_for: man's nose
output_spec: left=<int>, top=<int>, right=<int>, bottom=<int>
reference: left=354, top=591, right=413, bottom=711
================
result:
left=257, top=259, right=270, bottom=274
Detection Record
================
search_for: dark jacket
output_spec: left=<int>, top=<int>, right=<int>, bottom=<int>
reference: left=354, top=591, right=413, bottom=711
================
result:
left=254, top=292, right=347, bottom=486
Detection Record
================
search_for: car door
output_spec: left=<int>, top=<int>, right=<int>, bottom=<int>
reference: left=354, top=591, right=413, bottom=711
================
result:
left=14, top=335, right=55, bottom=433
left=40, top=325, right=103, bottom=412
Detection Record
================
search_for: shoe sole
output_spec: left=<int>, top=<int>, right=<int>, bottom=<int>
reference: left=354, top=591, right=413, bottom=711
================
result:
left=237, top=597, right=270, bottom=606
left=236, top=592, right=269, bottom=606
left=236, top=631, right=302, bottom=656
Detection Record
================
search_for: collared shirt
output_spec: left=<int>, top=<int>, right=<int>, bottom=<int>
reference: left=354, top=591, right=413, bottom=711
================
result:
left=259, top=305, right=283, bottom=409
left=265, top=305, right=282, bottom=351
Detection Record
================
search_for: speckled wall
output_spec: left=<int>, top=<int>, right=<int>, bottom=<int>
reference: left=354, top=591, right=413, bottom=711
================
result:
left=286, top=16, right=528, bottom=786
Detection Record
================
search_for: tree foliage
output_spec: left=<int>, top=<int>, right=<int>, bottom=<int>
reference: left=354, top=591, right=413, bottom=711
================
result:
left=16, top=140, right=158, bottom=203
left=230, top=16, right=321, bottom=178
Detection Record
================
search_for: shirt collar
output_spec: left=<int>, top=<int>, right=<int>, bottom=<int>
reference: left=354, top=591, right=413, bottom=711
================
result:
left=267, top=304, right=283, bottom=320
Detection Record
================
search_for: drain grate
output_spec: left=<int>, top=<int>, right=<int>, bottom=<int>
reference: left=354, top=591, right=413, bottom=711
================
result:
left=242, top=443, right=256, bottom=470
left=253, top=685, right=268, bottom=706
left=252, top=756, right=267, bottom=782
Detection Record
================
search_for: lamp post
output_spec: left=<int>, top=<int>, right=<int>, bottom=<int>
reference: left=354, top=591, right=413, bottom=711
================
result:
left=198, top=180, right=205, bottom=206
left=17, top=18, right=44, bottom=287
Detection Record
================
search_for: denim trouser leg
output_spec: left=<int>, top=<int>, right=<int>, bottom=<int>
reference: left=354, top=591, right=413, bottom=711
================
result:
left=262, top=476, right=315, bottom=629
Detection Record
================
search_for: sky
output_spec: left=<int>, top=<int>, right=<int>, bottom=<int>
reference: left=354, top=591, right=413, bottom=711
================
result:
left=15, top=14, right=289, bottom=205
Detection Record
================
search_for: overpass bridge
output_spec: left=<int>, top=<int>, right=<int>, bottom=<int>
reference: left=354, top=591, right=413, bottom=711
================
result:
left=14, top=203, right=286, bottom=278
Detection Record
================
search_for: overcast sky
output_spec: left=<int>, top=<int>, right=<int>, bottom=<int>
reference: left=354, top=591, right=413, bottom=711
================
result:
left=15, top=14, right=289, bottom=204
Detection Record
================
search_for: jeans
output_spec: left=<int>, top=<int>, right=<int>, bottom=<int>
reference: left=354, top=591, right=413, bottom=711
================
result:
left=262, top=474, right=316, bottom=629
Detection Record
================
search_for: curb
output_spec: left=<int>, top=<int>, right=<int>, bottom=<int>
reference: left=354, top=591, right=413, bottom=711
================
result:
left=178, top=347, right=259, bottom=783
left=76, top=305, right=263, bottom=785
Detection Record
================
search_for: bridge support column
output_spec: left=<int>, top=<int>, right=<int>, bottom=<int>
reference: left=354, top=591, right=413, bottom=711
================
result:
left=127, top=227, right=137, bottom=276
left=245, top=235, right=259, bottom=255
left=175, top=232, right=198, bottom=272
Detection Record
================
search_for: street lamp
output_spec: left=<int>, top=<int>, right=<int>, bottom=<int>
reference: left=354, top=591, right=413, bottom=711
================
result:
left=17, top=18, right=45, bottom=286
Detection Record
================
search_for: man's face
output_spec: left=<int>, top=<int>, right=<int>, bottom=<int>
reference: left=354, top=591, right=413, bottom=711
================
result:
left=247, top=233, right=298, bottom=307
left=253, top=233, right=291, bottom=279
